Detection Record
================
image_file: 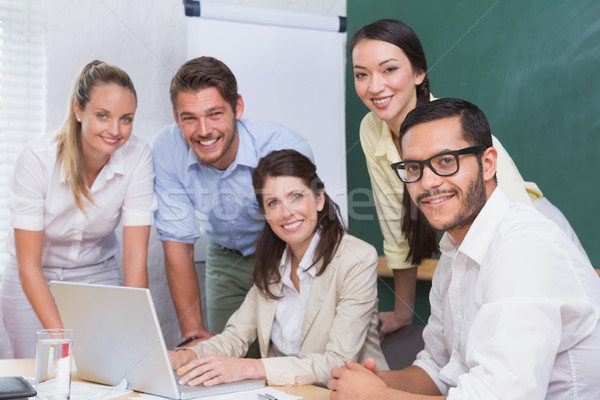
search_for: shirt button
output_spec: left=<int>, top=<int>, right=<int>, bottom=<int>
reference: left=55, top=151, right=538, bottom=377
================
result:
left=231, top=220, right=236, bottom=224
left=236, top=235, right=242, bottom=240
left=225, top=198, right=231, bottom=203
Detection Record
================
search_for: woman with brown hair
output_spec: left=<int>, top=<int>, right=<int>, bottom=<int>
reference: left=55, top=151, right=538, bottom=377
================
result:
left=169, top=149, right=387, bottom=387
left=1, top=60, right=156, bottom=357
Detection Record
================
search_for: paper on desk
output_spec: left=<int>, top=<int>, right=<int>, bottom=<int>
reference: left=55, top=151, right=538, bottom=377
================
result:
left=70, top=379, right=133, bottom=400
left=130, top=387, right=301, bottom=400
left=24, top=377, right=133, bottom=400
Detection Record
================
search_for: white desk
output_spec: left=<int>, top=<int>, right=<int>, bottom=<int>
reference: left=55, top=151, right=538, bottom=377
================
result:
left=0, top=359, right=331, bottom=399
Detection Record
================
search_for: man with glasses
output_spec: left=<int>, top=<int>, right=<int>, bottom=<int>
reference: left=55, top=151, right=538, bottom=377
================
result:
left=328, top=98, right=600, bottom=399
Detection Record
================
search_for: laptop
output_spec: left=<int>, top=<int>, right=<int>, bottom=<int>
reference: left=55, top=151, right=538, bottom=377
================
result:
left=50, top=281, right=264, bottom=399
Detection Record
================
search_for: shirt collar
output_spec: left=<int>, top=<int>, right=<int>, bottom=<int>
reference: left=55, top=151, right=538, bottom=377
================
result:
left=233, top=119, right=260, bottom=168
left=372, top=115, right=401, bottom=163
left=103, top=142, right=127, bottom=178
left=440, top=187, right=509, bottom=265
left=279, top=231, right=321, bottom=278
left=184, top=119, right=258, bottom=171
left=373, top=92, right=437, bottom=160
left=59, top=142, right=127, bottom=184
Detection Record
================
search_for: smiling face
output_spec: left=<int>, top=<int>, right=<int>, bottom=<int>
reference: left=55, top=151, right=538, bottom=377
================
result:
left=352, top=39, right=425, bottom=134
left=261, top=175, right=325, bottom=261
left=74, top=83, right=137, bottom=164
left=174, top=87, right=243, bottom=170
left=401, top=116, right=497, bottom=243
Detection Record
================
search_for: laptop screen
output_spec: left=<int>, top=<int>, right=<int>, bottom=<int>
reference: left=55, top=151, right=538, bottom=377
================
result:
left=50, top=281, right=264, bottom=399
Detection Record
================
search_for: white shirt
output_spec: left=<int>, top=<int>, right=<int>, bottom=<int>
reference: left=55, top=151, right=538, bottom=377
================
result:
left=7, top=133, right=157, bottom=268
left=270, top=232, right=320, bottom=357
left=414, top=188, right=600, bottom=399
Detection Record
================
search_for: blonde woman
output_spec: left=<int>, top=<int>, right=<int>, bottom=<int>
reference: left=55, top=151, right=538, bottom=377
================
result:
left=0, top=60, right=156, bottom=357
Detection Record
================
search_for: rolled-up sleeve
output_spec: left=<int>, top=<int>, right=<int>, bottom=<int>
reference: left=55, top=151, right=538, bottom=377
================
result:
left=122, top=142, right=157, bottom=226
left=190, top=285, right=260, bottom=358
left=492, top=135, right=541, bottom=205
left=413, top=262, right=450, bottom=395
left=359, top=116, right=413, bottom=270
left=152, top=127, right=199, bottom=244
left=10, top=146, right=47, bottom=231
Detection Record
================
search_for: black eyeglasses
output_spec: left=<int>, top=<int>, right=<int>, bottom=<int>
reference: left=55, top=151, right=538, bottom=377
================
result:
left=391, top=145, right=485, bottom=183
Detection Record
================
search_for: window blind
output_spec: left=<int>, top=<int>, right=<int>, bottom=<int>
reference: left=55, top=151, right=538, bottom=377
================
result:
left=0, top=0, right=46, bottom=274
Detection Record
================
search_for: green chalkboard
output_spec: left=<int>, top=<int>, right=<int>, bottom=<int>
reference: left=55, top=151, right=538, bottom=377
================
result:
left=346, top=0, right=600, bottom=267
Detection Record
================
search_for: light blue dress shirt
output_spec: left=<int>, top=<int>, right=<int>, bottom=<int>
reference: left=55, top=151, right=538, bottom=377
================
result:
left=152, top=118, right=313, bottom=256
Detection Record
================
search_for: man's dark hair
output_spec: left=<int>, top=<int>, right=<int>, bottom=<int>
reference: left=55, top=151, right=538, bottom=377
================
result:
left=170, top=56, right=238, bottom=113
left=399, top=97, right=493, bottom=148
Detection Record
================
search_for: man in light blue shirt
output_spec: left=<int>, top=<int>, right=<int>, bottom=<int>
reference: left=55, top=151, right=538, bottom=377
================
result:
left=153, top=57, right=312, bottom=344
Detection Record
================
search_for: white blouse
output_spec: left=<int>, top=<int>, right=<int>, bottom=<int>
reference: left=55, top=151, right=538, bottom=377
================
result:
left=7, top=133, right=157, bottom=268
left=270, top=232, right=320, bottom=356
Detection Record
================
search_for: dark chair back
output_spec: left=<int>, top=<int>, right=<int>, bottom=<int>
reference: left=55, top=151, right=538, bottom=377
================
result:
left=380, top=324, right=425, bottom=370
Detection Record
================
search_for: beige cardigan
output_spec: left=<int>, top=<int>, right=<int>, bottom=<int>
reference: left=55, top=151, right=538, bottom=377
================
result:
left=189, top=234, right=388, bottom=386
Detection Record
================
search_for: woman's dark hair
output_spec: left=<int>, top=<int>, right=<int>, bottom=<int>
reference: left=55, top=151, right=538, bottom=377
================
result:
left=352, top=19, right=437, bottom=264
left=252, top=150, right=346, bottom=299
left=350, top=19, right=430, bottom=106
left=401, top=191, right=438, bottom=266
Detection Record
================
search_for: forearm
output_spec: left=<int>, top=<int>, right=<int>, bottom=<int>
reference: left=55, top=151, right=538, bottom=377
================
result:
left=122, top=225, right=151, bottom=288
left=262, top=353, right=342, bottom=386
left=329, top=360, right=444, bottom=400
left=15, top=229, right=63, bottom=329
left=19, top=267, right=63, bottom=329
left=162, top=240, right=205, bottom=335
left=392, top=267, right=417, bottom=324
left=380, top=366, right=441, bottom=396
left=378, top=390, right=446, bottom=400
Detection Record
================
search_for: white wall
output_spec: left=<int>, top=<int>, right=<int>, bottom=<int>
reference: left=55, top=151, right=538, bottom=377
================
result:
left=188, top=17, right=348, bottom=222
left=46, top=0, right=188, bottom=350
left=44, top=0, right=345, bottom=349
left=46, top=0, right=185, bottom=141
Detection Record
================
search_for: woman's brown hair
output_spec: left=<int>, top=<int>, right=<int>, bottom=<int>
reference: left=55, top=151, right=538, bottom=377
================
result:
left=251, top=150, right=346, bottom=299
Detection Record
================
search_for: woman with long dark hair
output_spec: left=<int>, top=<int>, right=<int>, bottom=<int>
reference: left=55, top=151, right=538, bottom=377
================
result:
left=350, top=19, right=584, bottom=339
left=169, top=149, right=387, bottom=387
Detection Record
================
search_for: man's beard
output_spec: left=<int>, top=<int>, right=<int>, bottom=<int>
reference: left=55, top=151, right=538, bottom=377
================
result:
left=416, top=165, right=487, bottom=233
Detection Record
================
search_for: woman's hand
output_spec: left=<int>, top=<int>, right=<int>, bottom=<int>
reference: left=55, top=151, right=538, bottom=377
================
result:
left=176, top=355, right=266, bottom=387
left=15, top=229, right=63, bottom=329
left=378, top=311, right=412, bottom=341
left=168, top=349, right=197, bottom=370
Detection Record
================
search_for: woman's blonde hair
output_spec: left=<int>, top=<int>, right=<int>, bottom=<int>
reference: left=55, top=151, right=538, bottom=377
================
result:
left=55, top=60, right=137, bottom=212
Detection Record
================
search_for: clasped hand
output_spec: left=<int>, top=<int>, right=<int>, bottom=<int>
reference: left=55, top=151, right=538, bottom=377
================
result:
left=328, top=358, right=388, bottom=400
